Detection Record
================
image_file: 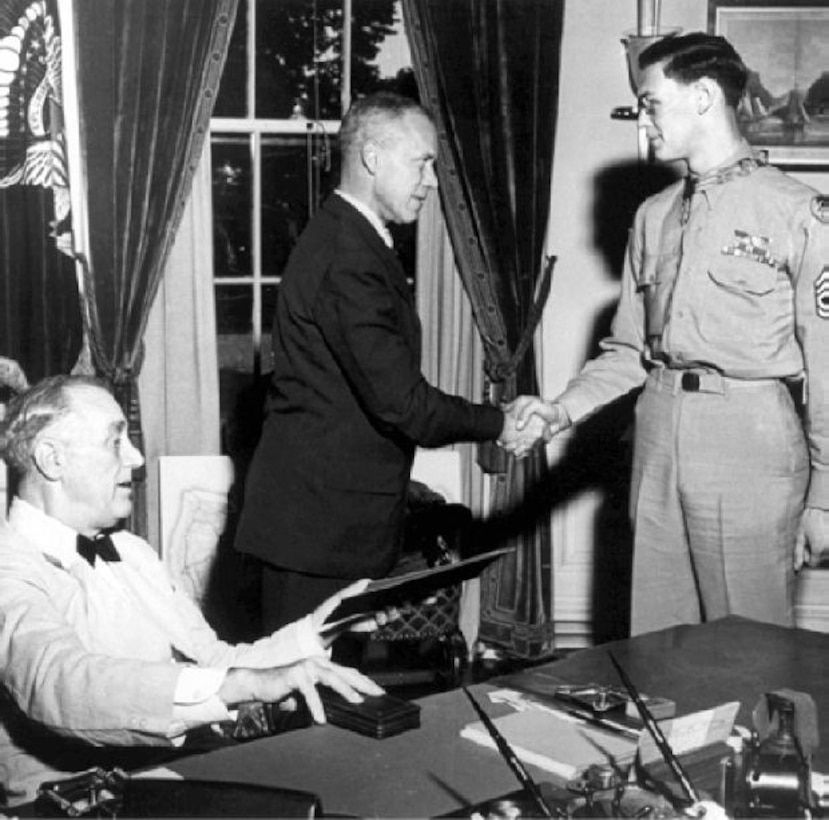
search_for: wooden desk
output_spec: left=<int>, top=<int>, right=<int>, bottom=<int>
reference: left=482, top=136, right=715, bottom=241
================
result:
left=167, top=617, right=829, bottom=817
left=500, top=615, right=829, bottom=772
left=168, top=684, right=521, bottom=818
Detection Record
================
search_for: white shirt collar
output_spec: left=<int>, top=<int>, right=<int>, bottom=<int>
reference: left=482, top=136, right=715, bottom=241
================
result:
left=335, top=189, right=394, bottom=249
left=8, top=497, right=85, bottom=569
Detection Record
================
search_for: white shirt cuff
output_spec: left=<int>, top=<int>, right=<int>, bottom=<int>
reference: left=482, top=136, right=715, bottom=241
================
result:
left=168, top=666, right=231, bottom=737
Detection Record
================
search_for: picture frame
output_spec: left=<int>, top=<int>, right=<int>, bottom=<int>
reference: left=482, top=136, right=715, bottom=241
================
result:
left=709, top=1, right=829, bottom=165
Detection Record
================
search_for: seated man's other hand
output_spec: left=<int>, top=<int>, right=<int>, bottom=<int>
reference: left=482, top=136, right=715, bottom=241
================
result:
left=221, top=656, right=384, bottom=724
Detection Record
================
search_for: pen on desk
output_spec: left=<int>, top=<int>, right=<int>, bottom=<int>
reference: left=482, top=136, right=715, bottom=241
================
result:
left=607, top=652, right=700, bottom=805
left=461, top=686, right=555, bottom=819
left=552, top=700, right=641, bottom=739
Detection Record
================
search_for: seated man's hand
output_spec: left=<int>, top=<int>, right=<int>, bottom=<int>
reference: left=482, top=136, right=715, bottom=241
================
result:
left=220, top=656, right=384, bottom=723
left=312, top=579, right=400, bottom=648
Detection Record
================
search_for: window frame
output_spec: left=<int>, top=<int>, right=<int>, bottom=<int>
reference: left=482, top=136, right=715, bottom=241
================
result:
left=210, top=118, right=341, bottom=376
left=210, top=0, right=412, bottom=407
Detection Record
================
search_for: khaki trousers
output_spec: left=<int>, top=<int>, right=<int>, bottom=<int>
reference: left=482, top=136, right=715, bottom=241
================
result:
left=628, top=369, right=808, bottom=636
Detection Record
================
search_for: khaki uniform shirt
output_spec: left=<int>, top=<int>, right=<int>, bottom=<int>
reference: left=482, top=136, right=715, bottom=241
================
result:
left=558, top=143, right=829, bottom=508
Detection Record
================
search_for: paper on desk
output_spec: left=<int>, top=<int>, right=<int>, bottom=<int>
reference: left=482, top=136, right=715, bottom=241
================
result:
left=460, top=702, right=639, bottom=781
left=637, top=701, right=740, bottom=766
left=322, top=546, right=515, bottom=632
left=461, top=691, right=740, bottom=783
left=131, top=767, right=183, bottom=780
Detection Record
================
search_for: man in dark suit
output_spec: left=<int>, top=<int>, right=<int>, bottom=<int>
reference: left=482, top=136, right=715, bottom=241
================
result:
left=234, top=92, right=546, bottom=632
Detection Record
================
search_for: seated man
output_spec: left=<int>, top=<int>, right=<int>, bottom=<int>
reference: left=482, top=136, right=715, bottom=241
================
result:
left=0, top=374, right=385, bottom=808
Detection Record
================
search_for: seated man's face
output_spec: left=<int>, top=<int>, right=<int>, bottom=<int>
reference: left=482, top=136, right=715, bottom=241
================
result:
left=57, top=385, right=145, bottom=535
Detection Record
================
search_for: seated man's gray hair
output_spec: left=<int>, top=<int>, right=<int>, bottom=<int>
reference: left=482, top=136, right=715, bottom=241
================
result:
left=0, top=374, right=108, bottom=477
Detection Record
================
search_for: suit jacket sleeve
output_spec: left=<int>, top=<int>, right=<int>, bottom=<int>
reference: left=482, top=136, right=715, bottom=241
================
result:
left=313, top=253, right=503, bottom=447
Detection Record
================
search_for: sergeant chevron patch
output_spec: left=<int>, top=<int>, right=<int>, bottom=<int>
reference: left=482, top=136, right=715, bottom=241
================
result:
left=817, top=267, right=829, bottom=319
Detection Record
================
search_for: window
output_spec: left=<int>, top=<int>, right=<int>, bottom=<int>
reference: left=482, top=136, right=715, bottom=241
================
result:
left=210, top=0, right=414, bottom=451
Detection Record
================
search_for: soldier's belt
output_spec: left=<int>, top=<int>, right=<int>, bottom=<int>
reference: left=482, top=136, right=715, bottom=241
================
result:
left=651, top=368, right=785, bottom=395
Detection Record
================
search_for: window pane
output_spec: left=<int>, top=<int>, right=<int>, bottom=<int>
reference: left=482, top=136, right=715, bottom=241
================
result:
left=255, top=0, right=411, bottom=120
left=261, top=132, right=340, bottom=275
left=216, top=285, right=253, bottom=341
left=214, top=3, right=248, bottom=117
left=256, top=0, right=344, bottom=120
left=212, top=136, right=252, bottom=279
left=351, top=0, right=415, bottom=99
left=216, top=285, right=254, bottom=434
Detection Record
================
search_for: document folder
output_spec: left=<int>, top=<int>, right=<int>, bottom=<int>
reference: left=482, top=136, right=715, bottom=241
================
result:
left=323, top=546, right=515, bottom=632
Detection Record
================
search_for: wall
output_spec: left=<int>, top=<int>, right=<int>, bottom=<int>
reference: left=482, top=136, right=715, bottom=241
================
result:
left=543, top=0, right=705, bottom=416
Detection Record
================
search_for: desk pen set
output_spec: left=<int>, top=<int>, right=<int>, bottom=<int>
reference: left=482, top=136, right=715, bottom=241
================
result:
left=449, top=654, right=823, bottom=819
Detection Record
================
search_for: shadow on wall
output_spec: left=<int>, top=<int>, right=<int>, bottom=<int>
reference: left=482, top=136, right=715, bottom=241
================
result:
left=470, top=158, right=682, bottom=644
left=591, top=159, right=681, bottom=278
left=584, top=158, right=681, bottom=641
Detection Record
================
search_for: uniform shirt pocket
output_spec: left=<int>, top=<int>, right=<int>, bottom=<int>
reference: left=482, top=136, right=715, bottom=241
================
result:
left=707, top=255, right=777, bottom=296
left=702, top=255, right=791, bottom=350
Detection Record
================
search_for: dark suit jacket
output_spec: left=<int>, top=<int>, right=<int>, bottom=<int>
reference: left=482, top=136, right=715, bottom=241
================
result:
left=234, top=194, right=503, bottom=578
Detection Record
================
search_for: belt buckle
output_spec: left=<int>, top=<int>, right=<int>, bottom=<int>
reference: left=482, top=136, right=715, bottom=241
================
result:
left=681, top=372, right=700, bottom=392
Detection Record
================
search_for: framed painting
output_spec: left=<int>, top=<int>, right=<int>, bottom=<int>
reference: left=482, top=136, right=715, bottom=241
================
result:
left=709, top=1, right=829, bottom=164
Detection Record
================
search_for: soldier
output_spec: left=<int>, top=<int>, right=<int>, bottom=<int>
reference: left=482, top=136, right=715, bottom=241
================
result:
left=515, top=33, right=829, bottom=635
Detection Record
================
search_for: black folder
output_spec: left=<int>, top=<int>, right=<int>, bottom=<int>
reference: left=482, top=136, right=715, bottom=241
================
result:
left=322, top=546, right=515, bottom=633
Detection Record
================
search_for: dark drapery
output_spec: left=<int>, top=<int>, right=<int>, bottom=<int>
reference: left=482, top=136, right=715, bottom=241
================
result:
left=72, top=0, right=238, bottom=535
left=0, top=0, right=81, bottom=383
left=404, top=0, right=565, bottom=657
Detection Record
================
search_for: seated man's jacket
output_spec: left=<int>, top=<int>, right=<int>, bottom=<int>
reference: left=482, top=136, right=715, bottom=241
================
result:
left=0, top=499, right=319, bottom=807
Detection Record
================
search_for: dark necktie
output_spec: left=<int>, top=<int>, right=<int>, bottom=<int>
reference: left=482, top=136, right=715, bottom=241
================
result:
left=76, top=533, right=121, bottom=566
left=680, top=175, right=697, bottom=226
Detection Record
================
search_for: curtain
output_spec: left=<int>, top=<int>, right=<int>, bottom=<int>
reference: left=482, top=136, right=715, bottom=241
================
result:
left=404, top=0, right=564, bottom=658
left=69, top=0, right=238, bottom=536
left=139, top=147, right=221, bottom=552
left=416, top=195, right=487, bottom=516
left=416, top=192, right=487, bottom=651
left=0, top=0, right=81, bottom=384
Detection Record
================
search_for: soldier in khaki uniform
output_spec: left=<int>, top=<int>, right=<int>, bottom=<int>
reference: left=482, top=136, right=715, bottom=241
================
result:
left=515, top=32, right=829, bottom=635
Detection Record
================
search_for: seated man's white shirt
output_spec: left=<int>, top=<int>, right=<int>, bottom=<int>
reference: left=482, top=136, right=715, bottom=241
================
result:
left=0, top=498, right=325, bottom=806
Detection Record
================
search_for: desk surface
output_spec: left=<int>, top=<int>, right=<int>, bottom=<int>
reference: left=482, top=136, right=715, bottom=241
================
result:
left=169, top=617, right=829, bottom=817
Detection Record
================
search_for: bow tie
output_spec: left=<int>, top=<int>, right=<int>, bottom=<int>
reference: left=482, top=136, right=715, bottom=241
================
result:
left=76, top=533, right=121, bottom=566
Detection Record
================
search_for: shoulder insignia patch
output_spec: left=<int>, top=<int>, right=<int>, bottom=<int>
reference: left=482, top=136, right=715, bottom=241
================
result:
left=816, top=266, right=829, bottom=319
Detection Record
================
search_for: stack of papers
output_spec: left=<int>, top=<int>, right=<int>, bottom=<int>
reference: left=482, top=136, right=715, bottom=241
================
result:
left=460, top=706, right=639, bottom=781
left=460, top=694, right=741, bottom=783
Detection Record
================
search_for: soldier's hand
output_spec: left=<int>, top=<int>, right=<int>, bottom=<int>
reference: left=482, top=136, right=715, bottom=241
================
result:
left=794, top=506, right=829, bottom=569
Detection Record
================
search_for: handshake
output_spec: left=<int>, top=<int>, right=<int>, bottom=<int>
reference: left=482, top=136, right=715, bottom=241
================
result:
left=497, top=396, right=571, bottom=460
